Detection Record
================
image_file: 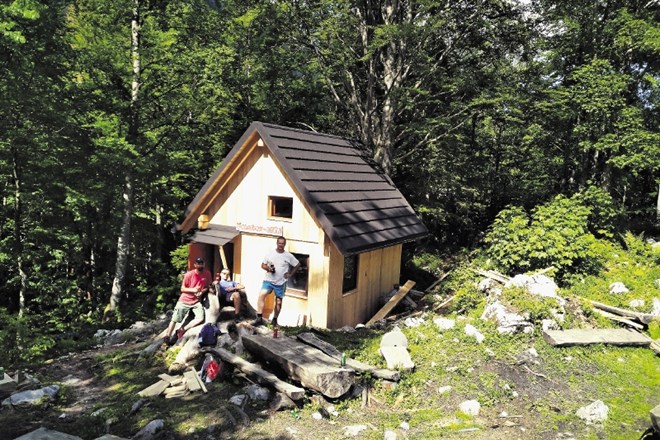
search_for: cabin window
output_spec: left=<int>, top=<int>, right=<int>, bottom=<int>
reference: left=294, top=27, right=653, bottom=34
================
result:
left=342, top=254, right=358, bottom=293
left=287, top=253, right=308, bottom=297
left=269, top=196, right=293, bottom=219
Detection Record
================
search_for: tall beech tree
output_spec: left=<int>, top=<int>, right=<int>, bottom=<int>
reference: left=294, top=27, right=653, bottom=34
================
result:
left=65, top=0, right=236, bottom=318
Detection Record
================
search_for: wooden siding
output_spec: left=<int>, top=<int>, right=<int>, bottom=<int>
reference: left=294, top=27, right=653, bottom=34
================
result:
left=209, top=142, right=324, bottom=246
left=327, top=243, right=402, bottom=328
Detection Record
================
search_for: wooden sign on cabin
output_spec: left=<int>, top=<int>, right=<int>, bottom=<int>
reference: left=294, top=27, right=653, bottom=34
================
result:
left=174, top=122, right=427, bottom=329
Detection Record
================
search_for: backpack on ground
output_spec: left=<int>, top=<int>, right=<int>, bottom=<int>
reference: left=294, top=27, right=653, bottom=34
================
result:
left=198, top=323, right=220, bottom=347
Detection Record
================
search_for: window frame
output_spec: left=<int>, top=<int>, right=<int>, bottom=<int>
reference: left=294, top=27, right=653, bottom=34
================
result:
left=268, top=196, right=293, bottom=220
left=342, top=254, right=359, bottom=294
left=286, top=252, right=309, bottom=298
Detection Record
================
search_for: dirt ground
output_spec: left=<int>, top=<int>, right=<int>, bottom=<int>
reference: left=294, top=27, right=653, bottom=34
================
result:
left=1, top=317, right=656, bottom=440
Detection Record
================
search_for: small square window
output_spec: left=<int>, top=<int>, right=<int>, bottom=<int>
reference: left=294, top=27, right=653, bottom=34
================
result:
left=269, top=196, right=293, bottom=219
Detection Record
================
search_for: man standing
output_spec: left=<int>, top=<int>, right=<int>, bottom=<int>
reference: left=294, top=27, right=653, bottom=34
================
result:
left=253, top=236, right=300, bottom=326
left=164, top=256, right=211, bottom=345
left=214, top=269, right=244, bottom=322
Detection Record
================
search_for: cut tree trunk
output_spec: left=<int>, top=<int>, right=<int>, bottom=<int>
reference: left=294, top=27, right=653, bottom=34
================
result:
left=204, top=347, right=305, bottom=401
left=296, top=332, right=400, bottom=381
left=242, top=334, right=354, bottom=398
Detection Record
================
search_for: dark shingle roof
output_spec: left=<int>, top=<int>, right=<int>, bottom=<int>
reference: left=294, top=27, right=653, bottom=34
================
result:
left=183, top=122, right=428, bottom=256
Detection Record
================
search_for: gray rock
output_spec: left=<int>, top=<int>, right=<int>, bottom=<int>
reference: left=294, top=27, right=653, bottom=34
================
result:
left=2, top=385, right=60, bottom=407
left=459, top=399, right=481, bottom=416
left=609, top=282, right=629, bottom=294
left=481, top=300, right=533, bottom=334
left=13, top=427, right=82, bottom=440
left=132, top=419, right=165, bottom=440
left=649, top=403, right=660, bottom=432
left=344, top=425, right=368, bottom=436
left=629, top=299, right=645, bottom=309
left=229, top=394, right=248, bottom=408
left=464, top=324, right=485, bottom=343
left=506, top=274, right=563, bottom=304
left=383, top=429, right=397, bottom=440
left=652, top=298, right=660, bottom=317
left=433, top=318, right=455, bottom=330
left=243, top=384, right=270, bottom=401
left=576, top=400, right=609, bottom=424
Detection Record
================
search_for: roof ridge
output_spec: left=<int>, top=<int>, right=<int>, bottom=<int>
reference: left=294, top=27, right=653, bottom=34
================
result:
left=258, top=121, right=356, bottom=142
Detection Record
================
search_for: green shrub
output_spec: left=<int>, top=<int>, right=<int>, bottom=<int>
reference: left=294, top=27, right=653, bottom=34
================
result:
left=484, top=192, right=607, bottom=282
left=621, top=231, right=659, bottom=262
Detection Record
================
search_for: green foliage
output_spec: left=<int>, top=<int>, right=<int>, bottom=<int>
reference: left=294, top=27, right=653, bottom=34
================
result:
left=484, top=191, right=609, bottom=282
left=500, top=286, right=558, bottom=324
left=169, top=245, right=190, bottom=276
left=621, top=231, right=660, bottom=262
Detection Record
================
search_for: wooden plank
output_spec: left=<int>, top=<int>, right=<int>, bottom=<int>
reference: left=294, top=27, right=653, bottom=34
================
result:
left=137, top=380, right=169, bottom=397
left=242, top=334, right=354, bottom=398
left=296, top=332, right=400, bottom=381
left=218, top=246, right=228, bottom=272
left=592, top=308, right=645, bottom=330
left=157, top=373, right=181, bottom=385
left=433, top=294, right=455, bottom=313
left=472, top=268, right=510, bottom=283
left=190, top=367, right=207, bottom=393
left=366, top=280, right=416, bottom=326
left=164, top=383, right=188, bottom=398
left=204, top=347, right=305, bottom=400
left=589, top=300, right=655, bottom=324
left=425, top=271, right=452, bottom=293
left=543, top=329, right=652, bottom=347
left=183, top=370, right=201, bottom=392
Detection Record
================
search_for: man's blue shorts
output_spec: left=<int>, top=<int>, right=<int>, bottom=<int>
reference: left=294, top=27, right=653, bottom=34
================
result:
left=261, top=280, right=287, bottom=299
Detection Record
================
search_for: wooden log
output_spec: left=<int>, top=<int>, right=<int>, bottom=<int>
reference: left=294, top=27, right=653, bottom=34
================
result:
left=472, top=268, right=510, bottom=284
left=543, top=328, right=652, bottom=347
left=589, top=300, right=655, bottom=324
left=592, top=308, right=645, bottom=330
left=651, top=340, right=660, bottom=356
left=424, top=271, right=452, bottom=294
left=203, top=347, right=305, bottom=401
left=296, top=332, right=400, bottom=382
left=366, top=280, right=416, bottom=326
left=241, top=334, right=355, bottom=399
left=433, top=294, right=455, bottom=313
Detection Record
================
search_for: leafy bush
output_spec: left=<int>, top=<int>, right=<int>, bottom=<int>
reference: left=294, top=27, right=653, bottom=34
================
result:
left=621, top=231, right=660, bottom=262
left=574, top=186, right=620, bottom=238
left=484, top=192, right=607, bottom=282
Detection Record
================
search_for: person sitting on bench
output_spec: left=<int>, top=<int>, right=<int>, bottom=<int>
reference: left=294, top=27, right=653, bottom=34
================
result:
left=214, top=269, right=244, bottom=322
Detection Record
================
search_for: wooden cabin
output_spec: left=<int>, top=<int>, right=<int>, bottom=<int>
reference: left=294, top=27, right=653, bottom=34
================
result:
left=175, top=122, right=427, bottom=329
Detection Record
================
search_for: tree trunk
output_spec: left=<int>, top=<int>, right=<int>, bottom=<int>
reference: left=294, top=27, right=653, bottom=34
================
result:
left=11, top=144, right=27, bottom=317
left=656, top=182, right=659, bottom=224
left=106, top=0, right=141, bottom=318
